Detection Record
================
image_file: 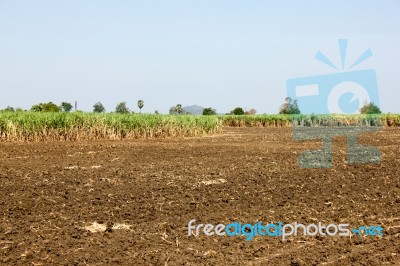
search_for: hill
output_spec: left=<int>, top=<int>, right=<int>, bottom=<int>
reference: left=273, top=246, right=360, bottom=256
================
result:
left=183, top=105, right=204, bottom=115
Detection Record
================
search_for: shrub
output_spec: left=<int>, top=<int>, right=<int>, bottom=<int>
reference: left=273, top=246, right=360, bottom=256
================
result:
left=231, top=107, right=245, bottom=115
left=203, top=107, right=217, bottom=115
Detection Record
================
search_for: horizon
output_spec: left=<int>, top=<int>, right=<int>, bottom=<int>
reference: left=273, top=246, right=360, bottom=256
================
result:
left=0, top=102, right=392, bottom=115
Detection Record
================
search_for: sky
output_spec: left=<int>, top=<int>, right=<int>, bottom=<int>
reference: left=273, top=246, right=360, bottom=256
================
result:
left=0, top=0, right=399, bottom=114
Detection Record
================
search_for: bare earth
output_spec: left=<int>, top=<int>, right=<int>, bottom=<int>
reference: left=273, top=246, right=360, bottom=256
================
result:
left=0, top=127, right=399, bottom=265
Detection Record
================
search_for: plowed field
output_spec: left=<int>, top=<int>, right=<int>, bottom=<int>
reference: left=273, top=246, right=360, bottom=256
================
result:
left=1, top=128, right=399, bottom=265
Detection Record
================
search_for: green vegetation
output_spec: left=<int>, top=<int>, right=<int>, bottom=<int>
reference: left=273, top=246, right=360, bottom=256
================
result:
left=279, top=97, right=301, bottom=114
left=93, top=102, right=106, bottom=113
left=169, top=104, right=184, bottom=114
left=0, top=108, right=399, bottom=142
left=115, top=102, right=130, bottom=114
left=202, top=107, right=217, bottom=115
left=3, top=106, right=15, bottom=112
left=230, top=107, right=245, bottom=115
left=0, top=112, right=222, bottom=141
left=360, top=102, right=382, bottom=114
left=221, top=114, right=291, bottom=127
left=137, top=100, right=144, bottom=113
left=60, top=102, right=73, bottom=112
left=220, top=114, right=400, bottom=127
left=31, top=102, right=60, bottom=112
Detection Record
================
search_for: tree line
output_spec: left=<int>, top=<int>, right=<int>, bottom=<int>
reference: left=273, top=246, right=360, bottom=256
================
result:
left=1, top=100, right=145, bottom=114
left=0, top=97, right=381, bottom=115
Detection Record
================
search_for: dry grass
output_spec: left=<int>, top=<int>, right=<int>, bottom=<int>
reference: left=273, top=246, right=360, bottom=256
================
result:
left=0, top=112, right=222, bottom=142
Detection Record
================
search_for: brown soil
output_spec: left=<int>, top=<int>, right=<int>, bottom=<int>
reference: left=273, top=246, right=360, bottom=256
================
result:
left=0, top=127, right=399, bottom=265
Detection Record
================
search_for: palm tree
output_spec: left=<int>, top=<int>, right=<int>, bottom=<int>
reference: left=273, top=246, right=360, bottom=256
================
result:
left=137, top=100, right=144, bottom=113
left=175, top=104, right=183, bottom=114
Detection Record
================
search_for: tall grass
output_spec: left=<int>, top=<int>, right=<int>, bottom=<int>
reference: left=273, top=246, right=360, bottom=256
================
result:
left=0, top=112, right=222, bottom=142
left=221, top=115, right=291, bottom=127
left=0, top=112, right=399, bottom=142
left=220, top=114, right=400, bottom=127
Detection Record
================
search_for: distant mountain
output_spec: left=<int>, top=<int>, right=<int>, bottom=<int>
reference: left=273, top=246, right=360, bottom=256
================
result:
left=183, top=105, right=204, bottom=115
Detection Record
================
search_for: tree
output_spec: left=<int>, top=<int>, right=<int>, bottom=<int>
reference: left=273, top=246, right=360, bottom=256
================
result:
left=115, top=102, right=130, bottom=114
left=31, top=102, right=60, bottom=112
left=93, top=102, right=106, bottom=113
left=245, top=108, right=257, bottom=115
left=202, top=107, right=217, bottom=115
left=42, top=102, right=60, bottom=112
left=31, top=104, right=43, bottom=112
left=3, top=106, right=15, bottom=112
left=175, top=104, right=183, bottom=114
left=360, top=102, right=381, bottom=114
left=231, top=107, right=245, bottom=115
left=279, top=97, right=301, bottom=114
left=60, top=102, right=73, bottom=112
left=137, top=100, right=144, bottom=113
left=169, top=104, right=184, bottom=114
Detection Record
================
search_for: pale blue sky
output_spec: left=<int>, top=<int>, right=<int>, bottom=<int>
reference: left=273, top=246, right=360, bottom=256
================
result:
left=0, top=0, right=399, bottom=113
